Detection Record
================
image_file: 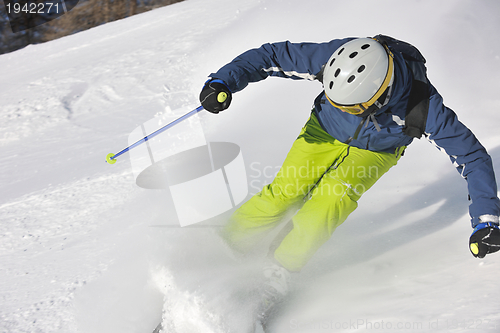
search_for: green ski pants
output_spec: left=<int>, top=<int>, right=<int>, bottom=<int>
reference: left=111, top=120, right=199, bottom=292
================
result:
left=223, top=112, right=404, bottom=272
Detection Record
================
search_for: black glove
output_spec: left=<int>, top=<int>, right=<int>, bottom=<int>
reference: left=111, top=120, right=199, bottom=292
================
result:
left=469, top=222, right=500, bottom=258
left=199, top=79, right=232, bottom=113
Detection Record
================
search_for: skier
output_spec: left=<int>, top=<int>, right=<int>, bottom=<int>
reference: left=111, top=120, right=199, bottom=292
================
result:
left=199, top=35, right=500, bottom=321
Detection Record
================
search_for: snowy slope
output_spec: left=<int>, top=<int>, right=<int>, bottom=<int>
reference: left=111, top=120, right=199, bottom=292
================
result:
left=1, top=0, right=500, bottom=332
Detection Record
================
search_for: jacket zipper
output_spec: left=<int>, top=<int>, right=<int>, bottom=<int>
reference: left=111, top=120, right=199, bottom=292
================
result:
left=344, top=117, right=366, bottom=144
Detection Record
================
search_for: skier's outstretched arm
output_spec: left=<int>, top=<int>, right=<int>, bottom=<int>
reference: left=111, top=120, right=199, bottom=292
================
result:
left=425, top=84, right=500, bottom=258
left=199, top=38, right=353, bottom=113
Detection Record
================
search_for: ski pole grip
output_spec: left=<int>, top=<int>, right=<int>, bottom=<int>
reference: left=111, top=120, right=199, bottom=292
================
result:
left=217, top=92, right=228, bottom=103
left=470, top=242, right=479, bottom=255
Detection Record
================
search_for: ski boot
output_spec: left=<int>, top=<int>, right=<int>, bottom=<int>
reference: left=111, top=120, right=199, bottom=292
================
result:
left=255, top=263, right=291, bottom=326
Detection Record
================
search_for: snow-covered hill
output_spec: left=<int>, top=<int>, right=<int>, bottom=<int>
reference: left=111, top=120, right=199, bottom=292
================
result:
left=1, top=0, right=500, bottom=332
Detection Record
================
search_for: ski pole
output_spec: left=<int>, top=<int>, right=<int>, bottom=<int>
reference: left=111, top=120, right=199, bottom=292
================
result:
left=106, top=105, right=205, bottom=164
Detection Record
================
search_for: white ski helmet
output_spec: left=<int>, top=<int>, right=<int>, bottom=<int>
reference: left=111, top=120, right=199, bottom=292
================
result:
left=323, top=38, right=394, bottom=114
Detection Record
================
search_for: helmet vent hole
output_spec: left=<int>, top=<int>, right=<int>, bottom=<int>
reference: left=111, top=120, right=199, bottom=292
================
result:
left=361, top=44, right=370, bottom=50
left=357, top=65, right=366, bottom=73
left=329, top=58, right=336, bottom=66
left=349, top=52, right=358, bottom=59
left=347, top=75, right=355, bottom=83
left=329, top=81, right=334, bottom=89
left=338, top=48, right=344, bottom=55
left=334, top=68, right=341, bottom=78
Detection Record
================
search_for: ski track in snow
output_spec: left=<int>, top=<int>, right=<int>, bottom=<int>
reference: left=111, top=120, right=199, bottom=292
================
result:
left=1, top=0, right=500, bottom=332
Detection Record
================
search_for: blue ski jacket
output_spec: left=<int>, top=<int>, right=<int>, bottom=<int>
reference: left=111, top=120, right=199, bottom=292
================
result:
left=209, top=37, right=500, bottom=227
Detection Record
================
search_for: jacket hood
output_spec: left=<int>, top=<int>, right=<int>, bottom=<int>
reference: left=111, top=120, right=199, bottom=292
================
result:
left=373, top=51, right=412, bottom=116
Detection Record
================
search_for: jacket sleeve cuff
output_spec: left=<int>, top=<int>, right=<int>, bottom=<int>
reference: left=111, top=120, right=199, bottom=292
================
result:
left=472, top=214, right=500, bottom=227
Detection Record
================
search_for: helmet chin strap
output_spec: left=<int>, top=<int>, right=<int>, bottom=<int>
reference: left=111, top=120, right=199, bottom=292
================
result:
left=354, top=79, right=394, bottom=133
left=355, top=84, right=392, bottom=119
left=355, top=66, right=395, bottom=119
left=364, top=112, right=382, bottom=132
